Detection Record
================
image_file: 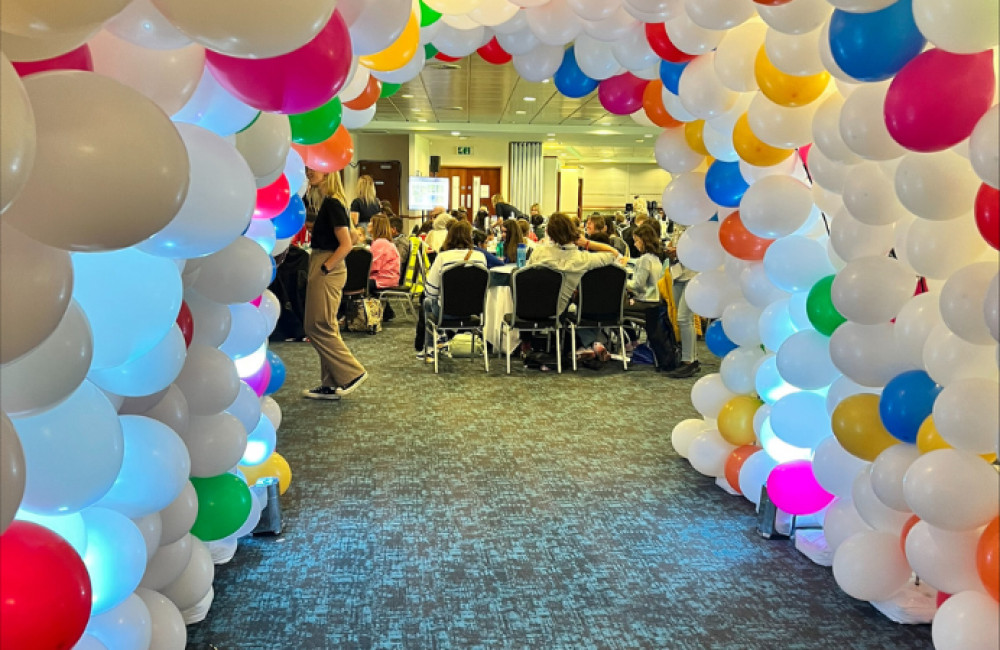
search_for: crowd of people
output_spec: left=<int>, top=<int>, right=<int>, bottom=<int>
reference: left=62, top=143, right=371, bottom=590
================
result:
left=280, top=169, right=701, bottom=400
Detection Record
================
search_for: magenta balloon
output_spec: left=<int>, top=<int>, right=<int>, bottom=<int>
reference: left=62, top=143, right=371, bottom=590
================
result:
left=597, top=72, right=649, bottom=116
left=766, top=459, right=834, bottom=515
left=884, top=49, right=996, bottom=153
left=204, top=12, right=352, bottom=114
left=243, top=360, right=272, bottom=397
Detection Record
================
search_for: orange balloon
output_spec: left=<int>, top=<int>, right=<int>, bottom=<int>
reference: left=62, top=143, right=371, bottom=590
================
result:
left=724, top=445, right=760, bottom=495
left=754, top=46, right=830, bottom=108
left=642, top=80, right=681, bottom=128
left=718, top=211, right=774, bottom=261
left=733, top=113, right=793, bottom=167
left=978, top=517, right=999, bottom=601
left=343, top=75, right=382, bottom=111
left=684, top=120, right=710, bottom=156
left=899, top=514, right=920, bottom=554
left=300, top=125, right=354, bottom=172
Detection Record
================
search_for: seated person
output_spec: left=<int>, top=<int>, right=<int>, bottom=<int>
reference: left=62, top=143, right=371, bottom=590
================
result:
left=530, top=213, right=546, bottom=241
left=367, top=214, right=401, bottom=320
left=586, top=214, right=628, bottom=256
left=501, top=218, right=527, bottom=264
left=518, top=219, right=538, bottom=244
left=389, top=216, right=410, bottom=279
left=418, top=220, right=487, bottom=361
left=472, top=229, right=505, bottom=268
left=425, top=212, right=454, bottom=253
left=626, top=224, right=667, bottom=308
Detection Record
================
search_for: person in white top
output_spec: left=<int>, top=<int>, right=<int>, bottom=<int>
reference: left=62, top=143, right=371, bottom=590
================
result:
left=665, top=222, right=699, bottom=377
left=419, top=220, right=487, bottom=360
left=424, top=212, right=454, bottom=253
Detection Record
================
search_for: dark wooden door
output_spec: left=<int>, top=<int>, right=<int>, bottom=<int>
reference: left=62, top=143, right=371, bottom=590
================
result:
left=437, top=166, right=502, bottom=214
left=359, top=160, right=401, bottom=215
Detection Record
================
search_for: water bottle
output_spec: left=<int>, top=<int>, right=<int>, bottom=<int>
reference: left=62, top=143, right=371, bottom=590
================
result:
left=516, top=243, right=527, bottom=268
left=496, top=240, right=504, bottom=259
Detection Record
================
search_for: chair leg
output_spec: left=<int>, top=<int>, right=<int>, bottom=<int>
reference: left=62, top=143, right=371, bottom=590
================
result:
left=620, top=325, right=628, bottom=371
left=555, top=327, right=562, bottom=374
left=481, top=330, right=489, bottom=372
left=570, top=324, right=577, bottom=372
left=504, top=325, right=511, bottom=374
left=431, top=323, right=439, bottom=374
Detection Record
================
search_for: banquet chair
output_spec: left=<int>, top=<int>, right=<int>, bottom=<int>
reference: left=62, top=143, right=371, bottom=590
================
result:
left=568, top=265, right=629, bottom=371
left=427, top=263, right=490, bottom=374
left=375, top=241, right=426, bottom=321
left=501, top=266, right=565, bottom=374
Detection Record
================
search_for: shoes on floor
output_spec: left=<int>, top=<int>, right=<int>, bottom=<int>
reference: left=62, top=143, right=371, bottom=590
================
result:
left=416, top=348, right=435, bottom=363
left=575, top=346, right=595, bottom=360
left=592, top=342, right=611, bottom=362
left=667, top=361, right=701, bottom=378
left=335, top=371, right=369, bottom=396
left=302, top=386, right=340, bottom=400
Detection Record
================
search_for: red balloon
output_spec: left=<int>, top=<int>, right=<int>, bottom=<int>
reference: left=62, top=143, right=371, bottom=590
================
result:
left=176, top=301, right=194, bottom=348
left=936, top=591, right=952, bottom=608
left=975, top=182, right=999, bottom=250
left=293, top=125, right=354, bottom=173
left=644, top=23, right=696, bottom=64
left=0, top=522, right=91, bottom=650
left=254, top=174, right=291, bottom=220
left=598, top=72, right=648, bottom=116
left=798, top=144, right=812, bottom=169
left=12, top=45, right=93, bottom=76
left=477, top=37, right=512, bottom=65
left=434, top=52, right=462, bottom=63
left=884, top=49, right=996, bottom=153
left=719, top=211, right=774, bottom=261
left=724, top=445, right=760, bottom=495
left=205, top=11, right=352, bottom=114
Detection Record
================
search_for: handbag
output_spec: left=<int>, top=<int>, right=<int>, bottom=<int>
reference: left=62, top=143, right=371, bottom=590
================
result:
left=345, top=297, right=383, bottom=334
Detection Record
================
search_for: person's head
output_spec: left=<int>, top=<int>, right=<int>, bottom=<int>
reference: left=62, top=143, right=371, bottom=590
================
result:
left=634, top=223, right=662, bottom=256
left=443, top=219, right=473, bottom=251
left=586, top=214, right=607, bottom=236
left=356, top=175, right=376, bottom=203
left=614, top=212, right=625, bottom=225
left=379, top=199, right=394, bottom=216
left=589, top=232, right=611, bottom=245
left=472, top=229, right=489, bottom=248
left=635, top=212, right=649, bottom=226
left=433, top=212, right=454, bottom=231
left=491, top=193, right=505, bottom=207
left=320, top=170, right=347, bottom=204
left=369, top=214, right=392, bottom=241
left=530, top=213, right=544, bottom=227
left=429, top=206, right=445, bottom=218
left=389, top=216, right=403, bottom=236
left=306, top=167, right=328, bottom=187
left=529, top=203, right=540, bottom=216
left=456, top=208, right=469, bottom=223
left=646, top=218, right=662, bottom=236
left=418, top=220, right=434, bottom=235
left=517, top=219, right=530, bottom=237
left=545, top=212, right=577, bottom=246
left=502, top=218, right=524, bottom=260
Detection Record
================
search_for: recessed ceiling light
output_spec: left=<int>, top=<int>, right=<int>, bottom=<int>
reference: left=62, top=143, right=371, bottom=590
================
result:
left=547, top=132, right=555, bottom=136
left=547, top=137, right=555, bottom=141
left=400, top=94, right=414, bottom=99
left=515, top=110, right=526, bottom=115
left=644, top=133, right=653, bottom=138
left=600, top=121, right=611, bottom=125
left=459, top=136, right=468, bottom=140
left=541, top=79, right=550, bottom=83
left=411, top=107, right=421, bottom=112
left=523, top=96, right=536, bottom=102
left=417, top=118, right=428, bottom=122
left=451, top=131, right=461, bottom=136
left=559, top=152, right=566, bottom=156
left=445, top=106, right=464, bottom=111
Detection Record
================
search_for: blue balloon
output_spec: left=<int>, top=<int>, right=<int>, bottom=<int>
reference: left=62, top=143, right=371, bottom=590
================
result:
left=264, top=349, right=285, bottom=395
left=705, top=160, right=749, bottom=208
left=658, top=59, right=688, bottom=95
left=705, top=319, right=738, bottom=358
left=81, top=507, right=147, bottom=615
left=269, top=254, right=277, bottom=283
left=879, top=370, right=942, bottom=444
left=828, top=0, right=925, bottom=82
left=271, top=193, right=307, bottom=239
left=242, top=415, right=277, bottom=466
left=554, top=47, right=599, bottom=99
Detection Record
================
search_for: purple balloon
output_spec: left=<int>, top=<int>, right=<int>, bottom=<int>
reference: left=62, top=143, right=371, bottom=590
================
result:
left=766, top=460, right=834, bottom=515
left=598, top=72, right=648, bottom=115
left=205, top=12, right=353, bottom=114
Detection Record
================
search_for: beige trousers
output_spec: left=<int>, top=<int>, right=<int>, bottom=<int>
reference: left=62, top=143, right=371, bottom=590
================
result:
left=304, top=250, right=366, bottom=388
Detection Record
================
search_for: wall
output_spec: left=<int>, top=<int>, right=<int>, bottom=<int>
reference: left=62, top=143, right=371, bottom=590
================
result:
left=558, top=168, right=580, bottom=216
left=351, top=133, right=411, bottom=209
left=542, top=156, right=559, bottom=215
left=427, top=137, right=511, bottom=198
left=577, top=163, right=671, bottom=212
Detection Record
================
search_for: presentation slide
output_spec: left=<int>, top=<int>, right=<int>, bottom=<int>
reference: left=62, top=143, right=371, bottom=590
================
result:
left=408, top=176, right=449, bottom=212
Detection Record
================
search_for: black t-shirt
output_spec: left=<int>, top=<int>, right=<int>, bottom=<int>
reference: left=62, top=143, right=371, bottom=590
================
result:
left=350, top=198, right=380, bottom=225
left=495, top=202, right=519, bottom=220
left=312, top=197, right=350, bottom=252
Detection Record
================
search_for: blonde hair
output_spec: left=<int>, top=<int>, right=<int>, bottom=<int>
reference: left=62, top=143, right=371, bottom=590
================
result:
left=369, top=214, right=392, bottom=241
left=356, top=175, right=377, bottom=204
left=322, top=171, right=347, bottom=205
left=491, top=193, right=505, bottom=205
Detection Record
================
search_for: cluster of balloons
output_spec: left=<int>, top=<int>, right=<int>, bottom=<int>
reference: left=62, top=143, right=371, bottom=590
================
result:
left=1, top=1, right=303, bottom=647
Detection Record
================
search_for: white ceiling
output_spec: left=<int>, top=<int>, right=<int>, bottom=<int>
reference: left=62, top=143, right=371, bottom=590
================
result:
left=365, top=54, right=660, bottom=164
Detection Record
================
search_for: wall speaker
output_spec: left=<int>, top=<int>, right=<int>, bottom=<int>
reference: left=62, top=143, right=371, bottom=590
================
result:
left=429, top=155, right=441, bottom=175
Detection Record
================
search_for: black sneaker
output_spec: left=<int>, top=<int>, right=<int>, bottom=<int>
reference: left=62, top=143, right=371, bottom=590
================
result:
left=302, top=386, right=340, bottom=400
left=668, top=361, right=701, bottom=378
left=335, top=371, right=369, bottom=396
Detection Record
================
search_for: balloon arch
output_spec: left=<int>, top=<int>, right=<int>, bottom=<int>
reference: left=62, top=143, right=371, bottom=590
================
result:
left=0, top=0, right=997, bottom=647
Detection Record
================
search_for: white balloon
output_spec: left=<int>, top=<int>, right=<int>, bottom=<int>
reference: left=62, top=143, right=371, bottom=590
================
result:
left=757, top=0, right=831, bottom=35
left=814, top=437, right=870, bottom=498
left=184, top=289, right=232, bottom=348
left=832, top=530, right=912, bottom=602
left=893, top=292, right=944, bottom=369
left=830, top=322, right=916, bottom=388
left=235, top=111, right=291, bottom=181
left=661, top=173, right=716, bottom=226
left=939, top=262, right=996, bottom=345
left=831, top=256, right=915, bottom=326
left=894, top=150, right=981, bottom=221
left=663, top=12, right=722, bottom=56
left=932, top=378, right=1000, bottom=455
left=573, top=32, right=622, bottom=81
left=969, top=105, right=999, bottom=189
left=720, top=345, right=765, bottom=395
left=676, top=221, right=725, bottom=272
left=713, top=20, right=766, bottom=92
left=822, top=497, right=873, bottom=552
left=721, top=301, right=763, bottom=347
left=911, top=0, right=999, bottom=55
left=340, top=104, right=376, bottom=130
left=932, top=591, right=1000, bottom=650
left=838, top=81, right=905, bottom=161
left=654, top=127, right=703, bottom=173
left=370, top=48, right=426, bottom=84
left=511, top=42, right=563, bottom=82
left=581, top=7, right=638, bottom=44
left=190, top=236, right=273, bottom=305
left=687, top=429, right=736, bottom=477
left=869, top=444, right=921, bottom=512
left=903, top=449, right=999, bottom=531
left=841, top=161, right=910, bottom=226
left=985, top=272, right=999, bottom=343
left=136, top=588, right=187, bottom=650
left=683, top=0, right=754, bottom=30
left=433, top=23, right=487, bottom=57
left=691, top=373, right=739, bottom=419
left=671, top=418, right=712, bottom=458
left=495, top=26, right=540, bottom=55
left=346, top=0, right=412, bottom=55
left=158, top=481, right=197, bottom=546
left=852, top=470, right=912, bottom=534
left=829, top=207, right=896, bottom=262
left=160, top=537, right=214, bottom=611
left=678, top=52, right=738, bottom=121
left=525, top=0, right=582, bottom=46
left=180, top=413, right=247, bottom=478
left=746, top=91, right=818, bottom=150
left=775, top=329, right=840, bottom=390
left=0, top=53, right=36, bottom=215
left=468, top=0, right=521, bottom=27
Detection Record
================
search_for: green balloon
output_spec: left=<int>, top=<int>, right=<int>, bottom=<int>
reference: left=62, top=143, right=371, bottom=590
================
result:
left=423, top=43, right=439, bottom=60
left=190, top=474, right=253, bottom=542
left=806, top=275, right=846, bottom=336
left=380, top=82, right=401, bottom=98
left=419, top=0, right=441, bottom=27
left=236, top=111, right=262, bottom=134
left=288, top=97, right=343, bottom=146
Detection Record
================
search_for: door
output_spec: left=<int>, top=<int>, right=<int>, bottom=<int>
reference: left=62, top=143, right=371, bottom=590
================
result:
left=359, top=160, right=401, bottom=215
left=437, top=166, right=502, bottom=214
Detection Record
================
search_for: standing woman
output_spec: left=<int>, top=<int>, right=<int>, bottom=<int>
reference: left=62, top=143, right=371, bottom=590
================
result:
left=350, top=174, right=381, bottom=232
left=302, top=171, right=369, bottom=400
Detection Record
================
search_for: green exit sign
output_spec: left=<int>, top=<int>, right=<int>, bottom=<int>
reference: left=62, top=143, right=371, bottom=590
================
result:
left=456, top=146, right=473, bottom=155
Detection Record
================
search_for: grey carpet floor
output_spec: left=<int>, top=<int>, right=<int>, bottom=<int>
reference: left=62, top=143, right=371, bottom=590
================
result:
left=186, top=321, right=932, bottom=649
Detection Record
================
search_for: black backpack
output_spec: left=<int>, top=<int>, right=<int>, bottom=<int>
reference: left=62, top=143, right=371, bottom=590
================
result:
left=645, top=304, right=681, bottom=372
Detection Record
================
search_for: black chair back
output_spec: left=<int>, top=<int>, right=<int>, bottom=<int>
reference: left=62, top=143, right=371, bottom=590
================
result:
left=343, top=248, right=373, bottom=295
left=439, top=264, right=489, bottom=324
left=576, top=265, right=627, bottom=324
left=512, top=266, right=563, bottom=322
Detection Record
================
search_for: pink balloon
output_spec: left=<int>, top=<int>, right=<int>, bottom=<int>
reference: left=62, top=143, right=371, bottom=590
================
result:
left=884, top=49, right=996, bottom=153
left=598, top=72, right=649, bottom=116
left=254, top=175, right=291, bottom=220
left=205, top=11, right=352, bottom=114
left=243, top=358, right=272, bottom=397
left=12, top=45, right=93, bottom=76
left=250, top=295, right=263, bottom=307
left=766, top=460, right=834, bottom=515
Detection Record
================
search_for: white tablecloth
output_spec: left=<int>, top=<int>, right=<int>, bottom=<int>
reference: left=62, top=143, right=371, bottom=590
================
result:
left=484, top=265, right=517, bottom=353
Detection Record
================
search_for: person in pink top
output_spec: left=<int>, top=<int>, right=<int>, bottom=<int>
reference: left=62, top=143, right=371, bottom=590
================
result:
left=367, top=214, right=401, bottom=321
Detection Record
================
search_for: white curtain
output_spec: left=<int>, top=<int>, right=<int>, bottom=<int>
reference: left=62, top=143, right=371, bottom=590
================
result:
left=508, top=142, right=542, bottom=214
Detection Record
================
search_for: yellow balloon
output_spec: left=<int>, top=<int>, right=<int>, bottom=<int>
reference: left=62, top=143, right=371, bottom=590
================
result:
left=733, top=113, right=793, bottom=167
left=239, top=451, right=292, bottom=495
left=831, top=394, right=899, bottom=462
left=754, top=46, right=830, bottom=108
left=718, top=395, right=762, bottom=446
left=917, top=415, right=997, bottom=461
left=358, top=10, right=419, bottom=72
left=684, top=120, right=709, bottom=156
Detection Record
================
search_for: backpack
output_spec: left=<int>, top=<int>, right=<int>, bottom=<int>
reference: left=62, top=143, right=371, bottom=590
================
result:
left=645, top=304, right=681, bottom=371
left=344, top=297, right=383, bottom=335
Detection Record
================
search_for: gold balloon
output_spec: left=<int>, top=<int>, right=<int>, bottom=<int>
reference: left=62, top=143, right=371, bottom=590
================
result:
left=684, top=120, right=709, bottom=156
left=917, top=415, right=997, bottom=462
left=239, top=451, right=292, bottom=495
left=733, top=113, right=793, bottom=167
left=359, top=10, right=420, bottom=72
left=754, top=46, right=830, bottom=108
left=718, top=395, right=762, bottom=446
left=831, top=394, right=899, bottom=462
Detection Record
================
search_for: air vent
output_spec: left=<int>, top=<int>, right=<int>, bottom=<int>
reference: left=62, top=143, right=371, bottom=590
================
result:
left=429, top=63, right=461, bottom=71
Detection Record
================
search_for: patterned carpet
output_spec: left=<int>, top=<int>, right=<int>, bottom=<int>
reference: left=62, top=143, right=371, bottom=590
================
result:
left=186, top=321, right=932, bottom=649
